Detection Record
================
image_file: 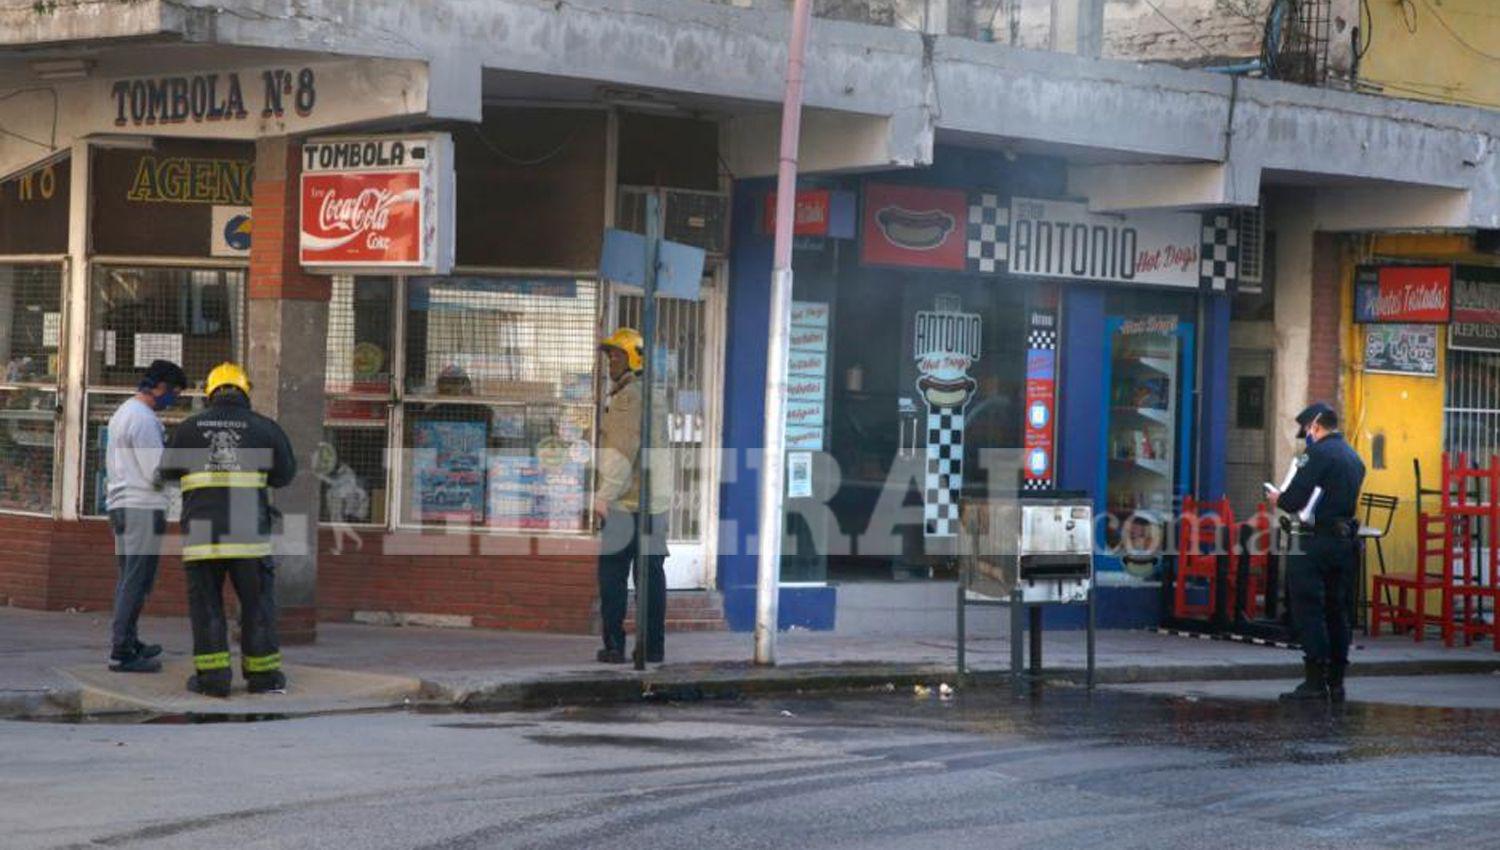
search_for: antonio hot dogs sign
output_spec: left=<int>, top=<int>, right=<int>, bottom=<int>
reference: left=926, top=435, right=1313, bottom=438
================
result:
left=299, top=133, right=455, bottom=274
left=913, top=305, right=982, bottom=538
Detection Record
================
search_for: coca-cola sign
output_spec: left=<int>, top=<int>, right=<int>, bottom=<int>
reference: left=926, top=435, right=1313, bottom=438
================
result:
left=1354, top=265, right=1453, bottom=324
left=299, top=133, right=454, bottom=273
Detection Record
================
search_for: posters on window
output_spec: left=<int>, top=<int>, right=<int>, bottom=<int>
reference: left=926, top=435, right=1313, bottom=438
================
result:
left=410, top=420, right=487, bottom=523
left=132, top=333, right=182, bottom=369
left=487, top=453, right=587, bottom=531
left=1363, top=323, right=1438, bottom=376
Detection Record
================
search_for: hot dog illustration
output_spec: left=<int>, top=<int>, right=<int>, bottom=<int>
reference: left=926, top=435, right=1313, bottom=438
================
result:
left=917, top=371, right=977, bottom=408
left=876, top=206, right=956, bottom=250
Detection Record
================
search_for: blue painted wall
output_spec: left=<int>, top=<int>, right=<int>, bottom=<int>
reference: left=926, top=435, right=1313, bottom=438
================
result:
left=719, top=177, right=836, bottom=631
left=1198, top=293, right=1232, bottom=501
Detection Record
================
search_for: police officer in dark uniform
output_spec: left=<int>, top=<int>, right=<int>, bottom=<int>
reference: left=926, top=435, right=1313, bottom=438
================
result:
left=1267, top=402, right=1366, bottom=703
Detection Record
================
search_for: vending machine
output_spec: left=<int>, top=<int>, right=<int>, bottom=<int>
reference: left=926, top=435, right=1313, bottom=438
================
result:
left=1097, top=314, right=1195, bottom=581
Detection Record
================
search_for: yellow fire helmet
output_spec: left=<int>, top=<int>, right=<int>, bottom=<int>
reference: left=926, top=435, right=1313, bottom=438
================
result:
left=599, top=327, right=644, bottom=372
left=205, top=362, right=252, bottom=398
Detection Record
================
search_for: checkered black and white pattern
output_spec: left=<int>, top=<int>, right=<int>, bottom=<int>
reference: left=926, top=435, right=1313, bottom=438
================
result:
left=1026, top=328, right=1057, bottom=351
left=1022, top=479, right=1052, bottom=492
left=924, top=407, right=965, bottom=538
left=1199, top=213, right=1239, bottom=292
left=966, top=192, right=1009, bottom=274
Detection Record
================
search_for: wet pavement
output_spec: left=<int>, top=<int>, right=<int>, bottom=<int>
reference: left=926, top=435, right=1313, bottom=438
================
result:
left=5, top=682, right=1500, bottom=849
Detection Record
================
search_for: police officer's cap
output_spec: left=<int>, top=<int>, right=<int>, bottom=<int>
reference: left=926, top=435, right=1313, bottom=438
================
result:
left=1295, top=401, right=1337, bottom=438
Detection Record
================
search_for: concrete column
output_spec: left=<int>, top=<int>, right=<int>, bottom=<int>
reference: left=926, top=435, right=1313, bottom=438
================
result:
left=248, top=136, right=330, bottom=645
left=1269, top=188, right=1315, bottom=479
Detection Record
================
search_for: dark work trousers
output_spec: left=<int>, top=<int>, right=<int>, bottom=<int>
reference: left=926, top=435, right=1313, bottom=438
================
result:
left=597, top=509, right=668, bottom=656
left=185, top=558, right=282, bottom=686
left=1287, top=535, right=1360, bottom=665
left=108, top=508, right=165, bottom=660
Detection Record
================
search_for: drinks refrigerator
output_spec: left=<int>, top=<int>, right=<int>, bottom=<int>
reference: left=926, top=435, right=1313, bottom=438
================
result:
left=1099, top=315, right=1195, bottom=580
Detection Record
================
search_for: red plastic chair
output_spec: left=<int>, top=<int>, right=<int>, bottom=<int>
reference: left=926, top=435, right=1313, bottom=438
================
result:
left=1237, top=503, right=1273, bottom=621
left=1173, top=497, right=1235, bottom=622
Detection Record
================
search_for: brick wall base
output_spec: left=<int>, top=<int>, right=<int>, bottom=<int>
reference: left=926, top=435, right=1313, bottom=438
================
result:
left=0, top=514, right=606, bottom=636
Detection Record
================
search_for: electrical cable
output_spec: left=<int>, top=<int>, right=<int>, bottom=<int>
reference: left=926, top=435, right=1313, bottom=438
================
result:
left=1398, top=0, right=1418, bottom=34
left=466, top=124, right=577, bottom=168
left=1140, top=0, right=1217, bottom=57
left=1355, top=0, right=1372, bottom=60
left=0, top=87, right=58, bottom=151
left=1417, top=0, right=1500, bottom=63
left=1369, top=79, right=1500, bottom=111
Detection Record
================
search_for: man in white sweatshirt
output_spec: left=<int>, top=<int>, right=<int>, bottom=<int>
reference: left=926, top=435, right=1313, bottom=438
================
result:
left=106, top=359, right=187, bottom=673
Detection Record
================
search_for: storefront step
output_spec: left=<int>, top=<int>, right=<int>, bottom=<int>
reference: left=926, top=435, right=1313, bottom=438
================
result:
left=625, top=591, right=727, bottom=633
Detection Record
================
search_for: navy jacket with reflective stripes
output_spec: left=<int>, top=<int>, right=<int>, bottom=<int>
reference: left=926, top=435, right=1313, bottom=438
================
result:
left=159, top=392, right=297, bottom=563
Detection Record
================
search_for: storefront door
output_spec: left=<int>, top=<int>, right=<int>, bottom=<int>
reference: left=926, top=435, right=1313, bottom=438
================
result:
left=614, top=278, right=724, bottom=589
left=1226, top=349, right=1274, bottom=519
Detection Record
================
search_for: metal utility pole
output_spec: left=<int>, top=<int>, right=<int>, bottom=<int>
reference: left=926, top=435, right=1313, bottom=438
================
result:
left=634, top=193, right=662, bottom=672
left=755, top=0, right=814, bottom=666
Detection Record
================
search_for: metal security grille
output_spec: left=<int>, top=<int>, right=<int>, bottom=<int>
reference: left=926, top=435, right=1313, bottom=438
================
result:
left=400, top=277, right=599, bottom=530
left=0, top=264, right=64, bottom=384
left=326, top=275, right=395, bottom=395
left=1267, top=0, right=1331, bottom=85
left=618, top=291, right=706, bottom=542
left=0, top=263, right=66, bottom=515
left=89, top=266, right=245, bottom=389
left=0, top=388, right=56, bottom=514
left=318, top=415, right=389, bottom=526
left=1445, top=349, right=1500, bottom=462
left=405, top=277, right=597, bottom=400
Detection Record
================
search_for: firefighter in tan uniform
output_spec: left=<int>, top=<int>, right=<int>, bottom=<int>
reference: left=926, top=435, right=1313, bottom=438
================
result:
left=594, top=328, right=673, bottom=664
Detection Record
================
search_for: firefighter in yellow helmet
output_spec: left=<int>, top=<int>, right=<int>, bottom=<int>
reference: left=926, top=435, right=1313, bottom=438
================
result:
left=159, top=363, right=297, bottom=697
left=594, top=328, right=672, bottom=664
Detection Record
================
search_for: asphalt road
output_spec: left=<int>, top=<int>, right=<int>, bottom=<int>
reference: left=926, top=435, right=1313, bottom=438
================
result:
left=5, top=682, right=1500, bottom=850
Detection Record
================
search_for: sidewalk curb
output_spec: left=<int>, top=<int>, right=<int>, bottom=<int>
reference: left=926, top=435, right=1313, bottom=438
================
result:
left=8, top=658, right=1500, bottom=719
left=0, top=688, right=81, bottom=720
left=422, top=657, right=1500, bottom=712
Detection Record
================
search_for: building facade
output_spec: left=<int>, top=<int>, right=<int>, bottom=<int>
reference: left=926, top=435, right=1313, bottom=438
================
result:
left=0, top=0, right=1496, bottom=639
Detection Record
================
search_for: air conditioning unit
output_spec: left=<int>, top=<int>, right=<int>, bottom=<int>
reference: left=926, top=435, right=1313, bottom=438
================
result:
left=617, top=186, right=730, bottom=257
left=1235, top=204, right=1266, bottom=293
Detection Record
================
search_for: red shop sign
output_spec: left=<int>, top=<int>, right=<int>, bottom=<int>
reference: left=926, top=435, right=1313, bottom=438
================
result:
left=299, top=133, right=454, bottom=274
left=301, top=170, right=422, bottom=266
left=764, top=189, right=831, bottom=237
left=1354, top=265, right=1453, bottom=324
left=860, top=183, right=967, bottom=271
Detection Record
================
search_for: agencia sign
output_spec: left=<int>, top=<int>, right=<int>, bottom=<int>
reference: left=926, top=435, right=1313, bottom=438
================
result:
left=299, top=133, right=455, bottom=274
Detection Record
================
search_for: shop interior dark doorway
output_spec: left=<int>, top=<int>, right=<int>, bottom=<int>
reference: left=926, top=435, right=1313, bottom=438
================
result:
left=794, top=242, right=1030, bottom=582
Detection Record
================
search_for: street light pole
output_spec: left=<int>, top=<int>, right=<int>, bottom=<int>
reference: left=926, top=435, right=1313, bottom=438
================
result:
left=755, top=0, right=814, bottom=666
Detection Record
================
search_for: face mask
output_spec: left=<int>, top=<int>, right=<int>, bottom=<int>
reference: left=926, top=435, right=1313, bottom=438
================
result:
left=1303, top=434, right=1315, bottom=451
left=155, top=389, right=179, bottom=411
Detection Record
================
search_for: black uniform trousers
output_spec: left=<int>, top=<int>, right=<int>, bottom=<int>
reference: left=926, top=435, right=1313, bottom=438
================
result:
left=1287, top=534, right=1359, bottom=665
left=186, top=557, right=281, bottom=685
left=597, top=509, right=668, bottom=657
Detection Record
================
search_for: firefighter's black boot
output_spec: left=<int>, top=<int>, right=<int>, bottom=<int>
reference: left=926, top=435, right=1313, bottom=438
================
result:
left=1327, top=661, right=1347, bottom=704
left=186, top=670, right=232, bottom=698
left=1278, top=660, right=1329, bottom=702
left=246, top=670, right=287, bottom=694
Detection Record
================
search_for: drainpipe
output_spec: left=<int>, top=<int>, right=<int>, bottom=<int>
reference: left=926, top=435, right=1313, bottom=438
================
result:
left=755, top=0, right=814, bottom=666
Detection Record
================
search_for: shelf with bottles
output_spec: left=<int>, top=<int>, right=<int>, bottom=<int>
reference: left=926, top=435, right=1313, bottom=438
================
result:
left=1109, top=425, right=1171, bottom=472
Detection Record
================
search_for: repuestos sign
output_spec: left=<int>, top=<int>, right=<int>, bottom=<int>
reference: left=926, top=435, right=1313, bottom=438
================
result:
left=299, top=134, right=455, bottom=274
